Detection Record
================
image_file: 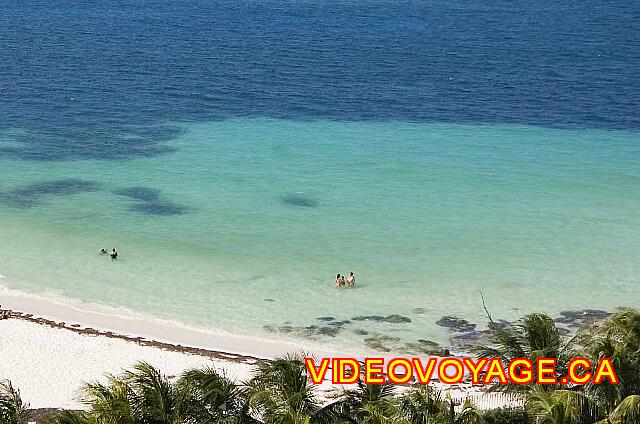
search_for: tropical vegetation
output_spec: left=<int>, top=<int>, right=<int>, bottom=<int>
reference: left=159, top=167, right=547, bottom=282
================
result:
left=2, top=309, right=640, bottom=424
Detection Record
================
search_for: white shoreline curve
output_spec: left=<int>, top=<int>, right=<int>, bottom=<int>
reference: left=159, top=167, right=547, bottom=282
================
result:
left=0, top=285, right=511, bottom=412
left=0, top=285, right=344, bottom=359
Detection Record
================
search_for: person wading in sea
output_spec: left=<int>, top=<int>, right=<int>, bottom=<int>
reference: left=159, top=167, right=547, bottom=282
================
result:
left=346, top=272, right=356, bottom=286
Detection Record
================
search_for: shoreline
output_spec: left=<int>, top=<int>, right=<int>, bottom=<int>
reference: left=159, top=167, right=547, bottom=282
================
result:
left=3, top=308, right=265, bottom=365
left=0, top=284, right=345, bottom=360
left=0, top=285, right=338, bottom=410
left=0, top=285, right=524, bottom=411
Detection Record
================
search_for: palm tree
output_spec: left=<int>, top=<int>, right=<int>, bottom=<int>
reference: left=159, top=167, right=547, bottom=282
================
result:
left=0, top=380, right=30, bottom=424
left=71, top=362, right=185, bottom=424
left=399, top=386, right=445, bottom=423
left=81, top=375, right=135, bottom=423
left=525, top=387, right=595, bottom=424
left=177, top=366, right=256, bottom=423
left=42, top=410, right=98, bottom=424
left=476, top=313, right=575, bottom=392
left=603, top=395, right=640, bottom=424
left=333, top=376, right=401, bottom=424
left=247, top=354, right=336, bottom=424
left=123, top=362, right=185, bottom=424
left=437, top=394, right=483, bottom=424
left=581, top=309, right=640, bottom=422
left=398, top=387, right=482, bottom=424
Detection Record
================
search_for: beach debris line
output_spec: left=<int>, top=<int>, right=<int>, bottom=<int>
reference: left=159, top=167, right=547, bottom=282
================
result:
left=0, top=305, right=11, bottom=320
left=0, top=307, right=263, bottom=365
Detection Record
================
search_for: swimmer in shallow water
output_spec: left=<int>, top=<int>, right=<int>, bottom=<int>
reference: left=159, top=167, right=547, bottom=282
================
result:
left=346, top=272, right=355, bottom=286
left=100, top=248, right=108, bottom=255
left=110, top=248, right=118, bottom=260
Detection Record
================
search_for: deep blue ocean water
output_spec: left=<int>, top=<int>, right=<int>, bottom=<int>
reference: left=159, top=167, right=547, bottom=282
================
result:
left=2, top=0, right=640, bottom=162
left=1, top=0, right=639, bottom=352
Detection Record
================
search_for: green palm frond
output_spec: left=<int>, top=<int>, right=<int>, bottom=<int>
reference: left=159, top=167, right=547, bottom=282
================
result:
left=248, top=354, right=321, bottom=424
left=608, top=395, right=640, bottom=424
left=526, top=387, right=595, bottom=424
left=81, top=375, right=134, bottom=424
left=475, top=313, right=573, bottom=393
left=41, top=410, right=98, bottom=424
left=0, top=380, right=30, bottom=424
left=124, top=361, right=180, bottom=424
left=177, top=366, right=254, bottom=423
left=398, top=385, right=445, bottom=423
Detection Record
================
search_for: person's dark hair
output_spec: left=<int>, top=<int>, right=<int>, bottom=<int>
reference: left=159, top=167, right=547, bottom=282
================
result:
left=336, top=274, right=340, bottom=279
left=350, top=272, right=354, bottom=275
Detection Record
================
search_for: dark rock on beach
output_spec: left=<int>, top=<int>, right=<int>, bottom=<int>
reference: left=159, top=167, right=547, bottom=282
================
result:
left=386, top=314, right=412, bottom=323
left=352, top=314, right=412, bottom=324
left=352, top=315, right=384, bottom=322
left=316, top=316, right=335, bottom=322
left=451, top=330, right=483, bottom=342
left=435, top=316, right=476, bottom=332
left=487, top=319, right=510, bottom=332
left=365, top=337, right=391, bottom=352
left=327, top=320, right=351, bottom=327
left=404, top=339, right=450, bottom=356
left=363, top=335, right=401, bottom=352
left=316, top=327, right=340, bottom=337
left=555, top=309, right=610, bottom=327
left=265, top=321, right=343, bottom=338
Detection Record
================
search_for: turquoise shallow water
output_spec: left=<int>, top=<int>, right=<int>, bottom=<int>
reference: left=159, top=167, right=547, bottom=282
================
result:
left=1, top=118, right=639, bottom=352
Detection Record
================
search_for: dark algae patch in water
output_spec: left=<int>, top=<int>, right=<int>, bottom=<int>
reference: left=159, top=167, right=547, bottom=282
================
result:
left=281, top=194, right=318, bottom=208
left=0, top=179, right=100, bottom=208
left=113, top=186, right=188, bottom=216
left=129, top=200, right=187, bottom=216
left=113, top=187, right=161, bottom=202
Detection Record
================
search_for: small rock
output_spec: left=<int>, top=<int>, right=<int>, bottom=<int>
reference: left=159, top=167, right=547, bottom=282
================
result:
left=435, top=316, right=476, bottom=332
left=365, top=338, right=391, bottom=352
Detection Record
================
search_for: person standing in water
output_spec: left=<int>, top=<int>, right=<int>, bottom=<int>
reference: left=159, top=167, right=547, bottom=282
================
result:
left=346, top=272, right=356, bottom=286
left=336, top=273, right=342, bottom=287
left=110, top=248, right=118, bottom=260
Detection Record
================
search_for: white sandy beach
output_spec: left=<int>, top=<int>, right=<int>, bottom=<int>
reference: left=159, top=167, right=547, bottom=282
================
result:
left=0, top=286, right=510, bottom=412
left=0, top=318, right=257, bottom=409
left=0, top=285, right=339, bottom=409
